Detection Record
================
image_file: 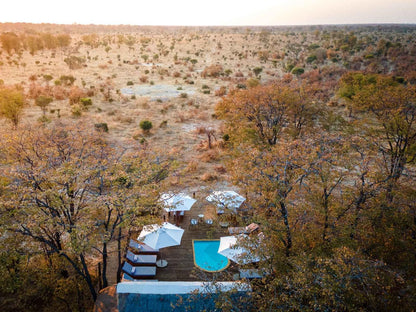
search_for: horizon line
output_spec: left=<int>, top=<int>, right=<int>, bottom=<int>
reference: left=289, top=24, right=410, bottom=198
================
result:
left=1, top=21, right=416, bottom=28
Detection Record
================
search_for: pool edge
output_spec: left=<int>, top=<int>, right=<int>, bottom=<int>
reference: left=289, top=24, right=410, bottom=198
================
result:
left=192, top=239, right=230, bottom=273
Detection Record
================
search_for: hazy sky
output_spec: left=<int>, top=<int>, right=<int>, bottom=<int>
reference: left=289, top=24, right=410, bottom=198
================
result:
left=1, top=0, right=416, bottom=26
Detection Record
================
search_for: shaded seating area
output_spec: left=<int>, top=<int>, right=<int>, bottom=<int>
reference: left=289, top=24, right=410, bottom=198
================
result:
left=128, top=239, right=159, bottom=255
left=126, top=250, right=157, bottom=266
left=121, top=261, right=156, bottom=279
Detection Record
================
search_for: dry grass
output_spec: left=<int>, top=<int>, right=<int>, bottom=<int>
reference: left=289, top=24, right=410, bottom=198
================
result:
left=0, top=29, right=286, bottom=204
left=200, top=172, right=218, bottom=182
left=198, top=149, right=219, bottom=162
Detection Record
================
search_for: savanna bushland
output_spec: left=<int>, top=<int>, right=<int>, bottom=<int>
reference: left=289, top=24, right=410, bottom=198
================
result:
left=0, top=23, right=416, bottom=311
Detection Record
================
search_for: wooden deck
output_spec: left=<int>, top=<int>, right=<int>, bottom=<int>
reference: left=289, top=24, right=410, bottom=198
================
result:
left=105, top=194, right=247, bottom=285
left=153, top=213, right=234, bottom=281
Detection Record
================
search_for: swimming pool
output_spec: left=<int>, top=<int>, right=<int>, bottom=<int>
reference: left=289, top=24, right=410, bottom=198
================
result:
left=193, top=240, right=230, bottom=272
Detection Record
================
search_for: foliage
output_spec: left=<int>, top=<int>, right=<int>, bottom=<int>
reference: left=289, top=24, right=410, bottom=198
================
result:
left=64, top=55, right=86, bottom=70
left=80, top=97, right=92, bottom=108
left=139, top=120, right=153, bottom=132
left=291, top=67, right=305, bottom=75
left=0, top=86, right=25, bottom=127
left=94, top=122, right=109, bottom=132
left=216, top=82, right=317, bottom=145
left=35, top=95, right=53, bottom=115
left=0, top=122, right=170, bottom=302
left=201, top=64, right=223, bottom=78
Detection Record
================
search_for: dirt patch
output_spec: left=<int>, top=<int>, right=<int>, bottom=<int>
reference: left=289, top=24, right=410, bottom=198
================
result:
left=94, top=285, right=118, bottom=312
left=121, top=84, right=195, bottom=101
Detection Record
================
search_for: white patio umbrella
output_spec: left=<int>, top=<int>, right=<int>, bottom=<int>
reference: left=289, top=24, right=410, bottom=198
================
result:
left=206, top=190, right=246, bottom=213
left=218, top=234, right=260, bottom=265
left=138, top=222, right=184, bottom=267
left=160, top=193, right=197, bottom=212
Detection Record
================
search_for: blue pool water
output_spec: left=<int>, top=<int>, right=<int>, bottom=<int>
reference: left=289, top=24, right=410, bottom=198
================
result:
left=193, top=240, right=230, bottom=272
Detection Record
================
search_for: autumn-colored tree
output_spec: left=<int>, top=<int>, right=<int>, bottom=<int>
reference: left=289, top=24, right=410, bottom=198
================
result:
left=0, top=87, right=25, bottom=128
left=230, top=141, right=316, bottom=257
left=35, top=95, right=53, bottom=116
left=339, top=73, right=416, bottom=198
left=0, top=122, right=170, bottom=301
left=0, top=32, right=20, bottom=55
left=216, top=83, right=316, bottom=145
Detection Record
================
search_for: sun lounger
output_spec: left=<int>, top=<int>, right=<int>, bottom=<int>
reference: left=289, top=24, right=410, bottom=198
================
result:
left=228, top=223, right=260, bottom=235
left=122, top=273, right=158, bottom=282
left=122, top=262, right=156, bottom=279
left=126, top=250, right=157, bottom=266
left=228, top=227, right=246, bottom=235
left=129, top=239, right=159, bottom=255
left=239, top=268, right=263, bottom=279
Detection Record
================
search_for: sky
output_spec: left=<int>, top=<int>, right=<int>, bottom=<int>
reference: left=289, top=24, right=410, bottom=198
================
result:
left=1, top=0, right=416, bottom=26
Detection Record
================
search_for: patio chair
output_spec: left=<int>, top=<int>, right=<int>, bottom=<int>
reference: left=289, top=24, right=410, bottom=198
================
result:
left=128, top=239, right=159, bottom=255
left=125, top=250, right=157, bottom=266
left=121, top=261, right=156, bottom=279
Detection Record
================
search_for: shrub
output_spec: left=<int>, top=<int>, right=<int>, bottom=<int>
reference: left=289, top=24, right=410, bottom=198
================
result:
left=200, top=172, right=218, bottom=182
left=306, top=55, right=317, bottom=63
left=94, top=123, right=109, bottom=132
left=80, top=97, right=92, bottom=107
left=71, top=105, right=82, bottom=117
left=64, top=55, right=85, bottom=69
left=139, top=75, right=148, bottom=83
left=59, top=75, right=76, bottom=86
left=68, top=86, right=86, bottom=105
left=179, top=93, right=188, bottom=98
left=291, top=67, right=305, bottom=75
left=253, top=67, right=263, bottom=77
left=139, top=120, right=153, bottom=133
left=127, top=81, right=134, bottom=86
left=215, top=86, right=227, bottom=96
left=246, top=78, right=260, bottom=88
left=201, top=64, right=223, bottom=78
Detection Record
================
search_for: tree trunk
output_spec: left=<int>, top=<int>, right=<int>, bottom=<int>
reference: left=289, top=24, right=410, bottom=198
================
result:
left=116, top=227, right=122, bottom=283
left=279, top=201, right=292, bottom=257
left=102, top=242, right=108, bottom=288
left=322, top=189, right=329, bottom=243
left=79, top=253, right=97, bottom=302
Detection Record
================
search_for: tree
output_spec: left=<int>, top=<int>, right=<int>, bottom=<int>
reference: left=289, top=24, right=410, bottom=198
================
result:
left=35, top=95, right=53, bottom=116
left=0, top=87, right=25, bottom=128
left=0, top=122, right=169, bottom=301
left=0, top=32, right=20, bottom=55
left=340, top=73, right=416, bottom=199
left=216, top=83, right=315, bottom=146
left=230, top=141, right=315, bottom=257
